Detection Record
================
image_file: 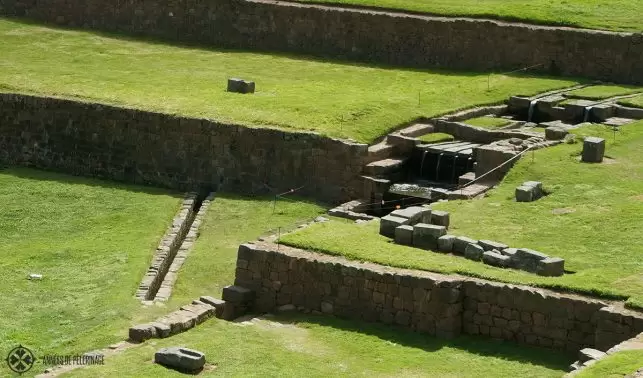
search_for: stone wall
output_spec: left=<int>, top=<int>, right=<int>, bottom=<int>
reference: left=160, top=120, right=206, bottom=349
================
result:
left=1, top=0, right=642, bottom=84
left=0, top=93, right=366, bottom=203
left=235, top=242, right=643, bottom=352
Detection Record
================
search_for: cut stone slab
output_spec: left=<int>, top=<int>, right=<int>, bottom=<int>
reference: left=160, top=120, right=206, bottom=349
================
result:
left=129, top=324, right=156, bottom=342
left=180, top=303, right=214, bottom=324
left=227, top=78, right=255, bottom=94
left=390, top=206, right=429, bottom=225
left=151, top=322, right=172, bottom=338
left=516, top=181, right=543, bottom=202
left=482, top=250, right=511, bottom=268
left=448, top=183, right=491, bottom=200
left=545, top=126, right=568, bottom=140
left=582, top=137, right=606, bottom=163
left=453, top=236, right=478, bottom=255
left=367, top=142, right=395, bottom=161
left=222, top=285, right=254, bottom=303
left=430, top=210, right=450, bottom=228
left=412, top=223, right=446, bottom=250
left=399, top=123, right=435, bottom=137
left=479, top=240, right=508, bottom=251
left=603, top=117, right=635, bottom=127
left=578, top=348, right=607, bottom=363
left=387, top=133, right=419, bottom=154
left=537, top=257, right=565, bottom=277
left=437, top=235, right=455, bottom=253
left=515, top=248, right=548, bottom=273
left=200, top=296, right=226, bottom=318
left=365, top=158, right=406, bottom=176
left=394, top=225, right=414, bottom=246
left=458, top=172, right=476, bottom=186
left=155, top=347, right=205, bottom=372
left=379, top=215, right=410, bottom=238
left=465, top=243, right=484, bottom=261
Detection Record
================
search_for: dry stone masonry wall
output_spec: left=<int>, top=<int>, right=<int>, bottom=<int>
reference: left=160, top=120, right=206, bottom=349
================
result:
left=234, top=242, right=643, bottom=352
left=1, top=0, right=642, bottom=84
left=0, top=93, right=366, bottom=203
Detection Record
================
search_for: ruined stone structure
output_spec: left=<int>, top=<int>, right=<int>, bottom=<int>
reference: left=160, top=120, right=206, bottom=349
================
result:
left=0, top=93, right=366, bottom=203
left=1, top=0, right=642, bottom=85
left=234, top=242, right=643, bottom=352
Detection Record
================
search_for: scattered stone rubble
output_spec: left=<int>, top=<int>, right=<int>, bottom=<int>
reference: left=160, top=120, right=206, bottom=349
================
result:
left=380, top=206, right=565, bottom=276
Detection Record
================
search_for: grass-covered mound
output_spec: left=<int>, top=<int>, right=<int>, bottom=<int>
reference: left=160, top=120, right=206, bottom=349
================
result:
left=0, top=18, right=579, bottom=143
left=281, top=122, right=643, bottom=309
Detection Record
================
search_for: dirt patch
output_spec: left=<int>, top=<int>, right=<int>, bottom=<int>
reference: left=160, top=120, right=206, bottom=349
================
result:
left=629, top=195, right=643, bottom=202
left=552, top=207, right=576, bottom=215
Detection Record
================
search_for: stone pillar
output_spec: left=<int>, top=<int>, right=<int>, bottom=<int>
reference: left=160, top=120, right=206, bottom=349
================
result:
left=582, top=137, right=605, bottom=163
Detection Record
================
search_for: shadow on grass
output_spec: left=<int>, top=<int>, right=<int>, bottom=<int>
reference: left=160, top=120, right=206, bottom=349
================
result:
left=0, top=16, right=586, bottom=83
left=0, top=165, right=184, bottom=198
left=269, top=311, right=574, bottom=371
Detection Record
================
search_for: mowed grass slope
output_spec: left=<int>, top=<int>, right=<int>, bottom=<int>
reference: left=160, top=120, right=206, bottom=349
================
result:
left=0, top=168, right=181, bottom=366
left=293, top=0, right=643, bottom=32
left=282, top=122, right=643, bottom=308
left=63, top=194, right=571, bottom=378
left=0, top=18, right=578, bottom=143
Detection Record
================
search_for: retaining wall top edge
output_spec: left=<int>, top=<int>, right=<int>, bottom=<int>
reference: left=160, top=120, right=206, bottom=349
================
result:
left=247, top=0, right=638, bottom=36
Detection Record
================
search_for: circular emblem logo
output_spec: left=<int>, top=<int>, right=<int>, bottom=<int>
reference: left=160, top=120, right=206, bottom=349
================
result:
left=6, top=345, right=35, bottom=374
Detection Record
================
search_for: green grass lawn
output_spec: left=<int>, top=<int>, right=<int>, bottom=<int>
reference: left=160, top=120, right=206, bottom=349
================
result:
left=292, top=0, right=643, bottom=32
left=418, top=132, right=455, bottom=143
left=0, top=18, right=579, bottom=143
left=464, top=116, right=512, bottom=129
left=576, top=350, right=643, bottom=378
left=618, top=94, right=643, bottom=109
left=564, top=85, right=642, bottom=100
left=60, top=195, right=571, bottom=378
left=0, top=167, right=182, bottom=372
left=281, top=121, right=643, bottom=309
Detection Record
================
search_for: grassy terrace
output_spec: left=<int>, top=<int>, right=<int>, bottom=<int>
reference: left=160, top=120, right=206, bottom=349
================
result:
left=564, top=85, right=642, bottom=100
left=619, top=94, right=643, bottom=109
left=63, top=194, right=571, bottom=377
left=0, top=18, right=579, bottom=143
left=281, top=122, right=643, bottom=309
left=292, top=0, right=643, bottom=32
left=0, top=168, right=181, bottom=368
left=464, top=116, right=512, bottom=129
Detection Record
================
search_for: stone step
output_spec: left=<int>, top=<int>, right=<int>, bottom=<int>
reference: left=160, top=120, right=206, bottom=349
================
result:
left=398, top=123, right=434, bottom=138
left=367, top=142, right=396, bottom=161
left=448, top=183, right=491, bottom=200
left=364, top=158, right=406, bottom=176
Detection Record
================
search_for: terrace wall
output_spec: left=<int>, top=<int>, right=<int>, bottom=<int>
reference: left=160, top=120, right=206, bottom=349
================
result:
left=235, top=242, right=643, bottom=352
left=1, top=0, right=642, bottom=84
left=0, top=93, right=366, bottom=203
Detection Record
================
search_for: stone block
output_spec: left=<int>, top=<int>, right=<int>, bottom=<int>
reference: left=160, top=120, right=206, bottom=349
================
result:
left=200, top=296, right=226, bottom=318
left=129, top=324, right=156, bottom=342
left=227, top=78, right=255, bottom=94
left=151, top=322, right=171, bottom=338
left=379, top=215, right=410, bottom=238
left=413, top=223, right=446, bottom=250
left=430, top=210, right=450, bottom=228
left=515, top=181, right=543, bottom=202
left=478, top=240, right=508, bottom=251
left=394, top=225, right=414, bottom=246
left=537, top=257, right=565, bottom=277
left=465, top=243, right=484, bottom=261
left=458, top=172, right=476, bottom=186
left=482, top=250, right=511, bottom=268
left=390, top=206, right=429, bottom=225
left=515, top=248, right=548, bottom=273
left=545, top=126, right=568, bottom=140
left=437, top=235, right=455, bottom=253
left=582, top=137, right=605, bottom=163
left=155, top=347, right=205, bottom=372
left=453, top=236, right=478, bottom=255
left=222, top=285, right=254, bottom=304
left=578, top=348, right=606, bottom=363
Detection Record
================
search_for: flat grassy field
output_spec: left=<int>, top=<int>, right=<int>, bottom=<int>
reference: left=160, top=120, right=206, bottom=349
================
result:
left=293, top=0, right=643, bottom=32
left=564, top=85, right=642, bottom=100
left=464, top=116, right=512, bottom=129
left=62, top=195, right=571, bottom=378
left=0, top=168, right=181, bottom=369
left=0, top=18, right=579, bottom=143
left=281, top=121, right=643, bottom=309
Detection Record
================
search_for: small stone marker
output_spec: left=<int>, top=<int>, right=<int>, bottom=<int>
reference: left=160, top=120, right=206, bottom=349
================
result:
left=582, top=137, right=605, bottom=163
left=227, top=78, right=255, bottom=94
left=516, top=181, right=543, bottom=202
left=155, top=347, right=205, bottom=372
left=464, top=243, right=484, bottom=261
left=394, top=225, right=414, bottom=246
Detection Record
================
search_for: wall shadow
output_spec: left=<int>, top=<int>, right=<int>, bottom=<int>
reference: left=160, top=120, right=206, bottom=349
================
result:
left=267, top=311, right=574, bottom=371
